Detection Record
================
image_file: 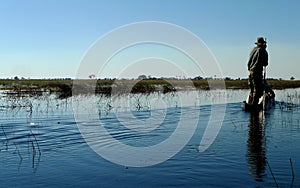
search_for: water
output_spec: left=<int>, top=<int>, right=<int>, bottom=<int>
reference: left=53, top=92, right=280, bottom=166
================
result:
left=1, top=89, right=300, bottom=187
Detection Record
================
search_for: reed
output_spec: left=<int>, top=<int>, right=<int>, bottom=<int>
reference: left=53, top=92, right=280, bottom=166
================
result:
left=290, top=158, right=295, bottom=180
left=266, top=160, right=279, bottom=188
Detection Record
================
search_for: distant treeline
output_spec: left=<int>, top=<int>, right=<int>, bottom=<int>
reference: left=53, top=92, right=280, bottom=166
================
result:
left=1, top=77, right=300, bottom=90
left=1, top=74, right=297, bottom=81
left=1, top=78, right=300, bottom=99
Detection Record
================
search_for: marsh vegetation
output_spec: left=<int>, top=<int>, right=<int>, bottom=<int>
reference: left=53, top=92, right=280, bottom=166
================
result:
left=1, top=79, right=300, bottom=99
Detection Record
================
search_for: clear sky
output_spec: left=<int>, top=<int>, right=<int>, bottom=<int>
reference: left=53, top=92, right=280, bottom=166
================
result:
left=0, top=0, right=299, bottom=79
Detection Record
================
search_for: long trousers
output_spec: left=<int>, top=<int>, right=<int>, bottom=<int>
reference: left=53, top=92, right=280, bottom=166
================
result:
left=248, top=72, right=263, bottom=104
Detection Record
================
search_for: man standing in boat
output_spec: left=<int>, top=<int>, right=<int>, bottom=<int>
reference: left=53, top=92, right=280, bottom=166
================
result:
left=247, top=37, right=268, bottom=105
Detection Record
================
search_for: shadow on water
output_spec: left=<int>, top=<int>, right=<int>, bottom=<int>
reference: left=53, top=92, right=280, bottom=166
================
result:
left=246, top=106, right=297, bottom=187
left=246, top=111, right=267, bottom=182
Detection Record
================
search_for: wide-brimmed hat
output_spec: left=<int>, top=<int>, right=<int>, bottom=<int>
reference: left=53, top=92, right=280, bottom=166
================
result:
left=255, top=37, right=267, bottom=45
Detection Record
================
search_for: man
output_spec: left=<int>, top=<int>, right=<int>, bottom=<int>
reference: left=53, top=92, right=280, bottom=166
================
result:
left=247, top=37, right=268, bottom=105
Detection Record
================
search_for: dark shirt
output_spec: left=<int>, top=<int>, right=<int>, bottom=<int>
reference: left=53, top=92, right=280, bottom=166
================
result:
left=247, top=46, right=268, bottom=74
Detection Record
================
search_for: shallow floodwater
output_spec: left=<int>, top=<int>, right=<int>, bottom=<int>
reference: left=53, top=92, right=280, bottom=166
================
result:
left=1, top=89, right=300, bottom=187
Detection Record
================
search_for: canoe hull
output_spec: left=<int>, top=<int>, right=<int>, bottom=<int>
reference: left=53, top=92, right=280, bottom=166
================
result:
left=242, top=94, right=275, bottom=112
left=242, top=101, right=263, bottom=112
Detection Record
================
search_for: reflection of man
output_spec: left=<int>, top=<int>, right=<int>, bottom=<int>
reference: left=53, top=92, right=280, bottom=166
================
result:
left=247, top=37, right=268, bottom=105
left=246, top=112, right=266, bottom=181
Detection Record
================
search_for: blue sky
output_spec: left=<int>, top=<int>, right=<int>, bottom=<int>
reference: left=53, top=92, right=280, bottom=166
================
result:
left=0, top=0, right=299, bottom=79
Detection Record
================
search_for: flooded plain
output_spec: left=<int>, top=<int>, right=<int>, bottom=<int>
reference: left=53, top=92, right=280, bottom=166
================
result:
left=1, top=88, right=300, bottom=187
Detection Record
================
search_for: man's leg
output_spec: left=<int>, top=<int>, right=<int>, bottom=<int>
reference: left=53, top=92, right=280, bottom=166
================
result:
left=248, top=74, right=254, bottom=104
left=252, top=74, right=263, bottom=105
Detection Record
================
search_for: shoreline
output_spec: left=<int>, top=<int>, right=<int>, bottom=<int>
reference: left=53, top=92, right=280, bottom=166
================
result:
left=1, top=79, right=300, bottom=89
left=1, top=79, right=300, bottom=98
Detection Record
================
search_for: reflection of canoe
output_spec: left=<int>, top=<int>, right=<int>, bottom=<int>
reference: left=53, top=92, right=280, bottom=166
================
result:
left=242, top=86, right=275, bottom=112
